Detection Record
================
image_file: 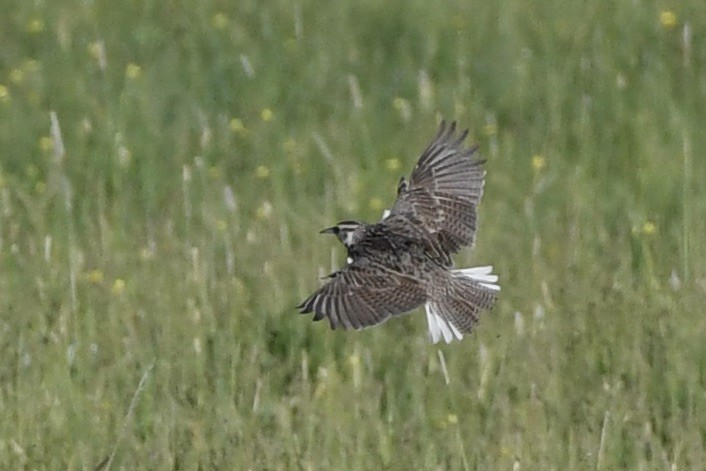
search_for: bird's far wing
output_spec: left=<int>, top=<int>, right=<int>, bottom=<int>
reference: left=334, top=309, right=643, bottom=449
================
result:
left=388, top=121, right=487, bottom=253
left=297, top=258, right=426, bottom=330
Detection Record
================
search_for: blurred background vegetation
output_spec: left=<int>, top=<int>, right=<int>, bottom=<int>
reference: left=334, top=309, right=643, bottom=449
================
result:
left=1, top=0, right=705, bottom=468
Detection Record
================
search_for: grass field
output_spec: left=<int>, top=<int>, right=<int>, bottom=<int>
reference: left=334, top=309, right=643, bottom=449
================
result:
left=2, top=0, right=706, bottom=469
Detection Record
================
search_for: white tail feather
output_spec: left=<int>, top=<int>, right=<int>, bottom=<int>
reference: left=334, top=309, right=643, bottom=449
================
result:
left=425, top=302, right=464, bottom=344
left=425, top=265, right=500, bottom=344
left=452, top=265, right=500, bottom=291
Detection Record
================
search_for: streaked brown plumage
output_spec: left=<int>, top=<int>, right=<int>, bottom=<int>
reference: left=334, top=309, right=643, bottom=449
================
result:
left=298, top=121, right=499, bottom=343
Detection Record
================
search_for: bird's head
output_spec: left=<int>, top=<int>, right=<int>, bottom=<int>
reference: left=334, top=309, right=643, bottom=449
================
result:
left=320, top=220, right=366, bottom=248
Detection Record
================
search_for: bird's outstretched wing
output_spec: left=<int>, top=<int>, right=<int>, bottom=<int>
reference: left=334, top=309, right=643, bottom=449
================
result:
left=297, top=258, right=426, bottom=330
left=388, top=121, right=487, bottom=254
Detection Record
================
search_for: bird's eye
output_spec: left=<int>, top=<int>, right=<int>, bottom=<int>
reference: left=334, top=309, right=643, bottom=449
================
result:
left=333, top=227, right=340, bottom=234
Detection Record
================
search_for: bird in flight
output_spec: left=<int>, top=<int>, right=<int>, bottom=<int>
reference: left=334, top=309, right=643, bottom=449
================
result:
left=297, top=121, right=499, bottom=343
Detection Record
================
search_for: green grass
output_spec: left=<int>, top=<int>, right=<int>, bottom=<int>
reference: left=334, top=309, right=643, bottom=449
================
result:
left=2, top=0, right=705, bottom=468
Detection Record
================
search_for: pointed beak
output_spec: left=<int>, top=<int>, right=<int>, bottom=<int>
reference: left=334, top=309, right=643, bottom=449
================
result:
left=319, top=227, right=336, bottom=235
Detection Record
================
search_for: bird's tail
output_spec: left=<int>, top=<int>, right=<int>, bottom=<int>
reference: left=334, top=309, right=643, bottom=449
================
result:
left=425, top=266, right=500, bottom=344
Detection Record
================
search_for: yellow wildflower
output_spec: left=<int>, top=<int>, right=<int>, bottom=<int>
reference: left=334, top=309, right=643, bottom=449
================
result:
left=86, top=270, right=104, bottom=284
left=261, top=108, right=274, bottom=122
left=125, top=63, right=142, bottom=79
left=659, top=11, right=677, bottom=29
left=255, top=165, right=270, bottom=179
left=385, top=158, right=401, bottom=172
left=392, top=97, right=408, bottom=111
left=0, top=85, right=8, bottom=101
left=27, top=19, right=44, bottom=34
left=212, top=13, right=228, bottom=29
left=642, top=221, right=656, bottom=235
left=532, top=154, right=546, bottom=172
left=111, top=279, right=126, bottom=295
left=230, top=118, right=246, bottom=134
left=447, top=414, right=458, bottom=424
left=216, top=220, right=227, bottom=232
left=39, top=136, right=53, bottom=152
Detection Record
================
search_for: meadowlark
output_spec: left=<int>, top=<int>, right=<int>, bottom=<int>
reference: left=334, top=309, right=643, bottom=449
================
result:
left=297, top=121, right=499, bottom=343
